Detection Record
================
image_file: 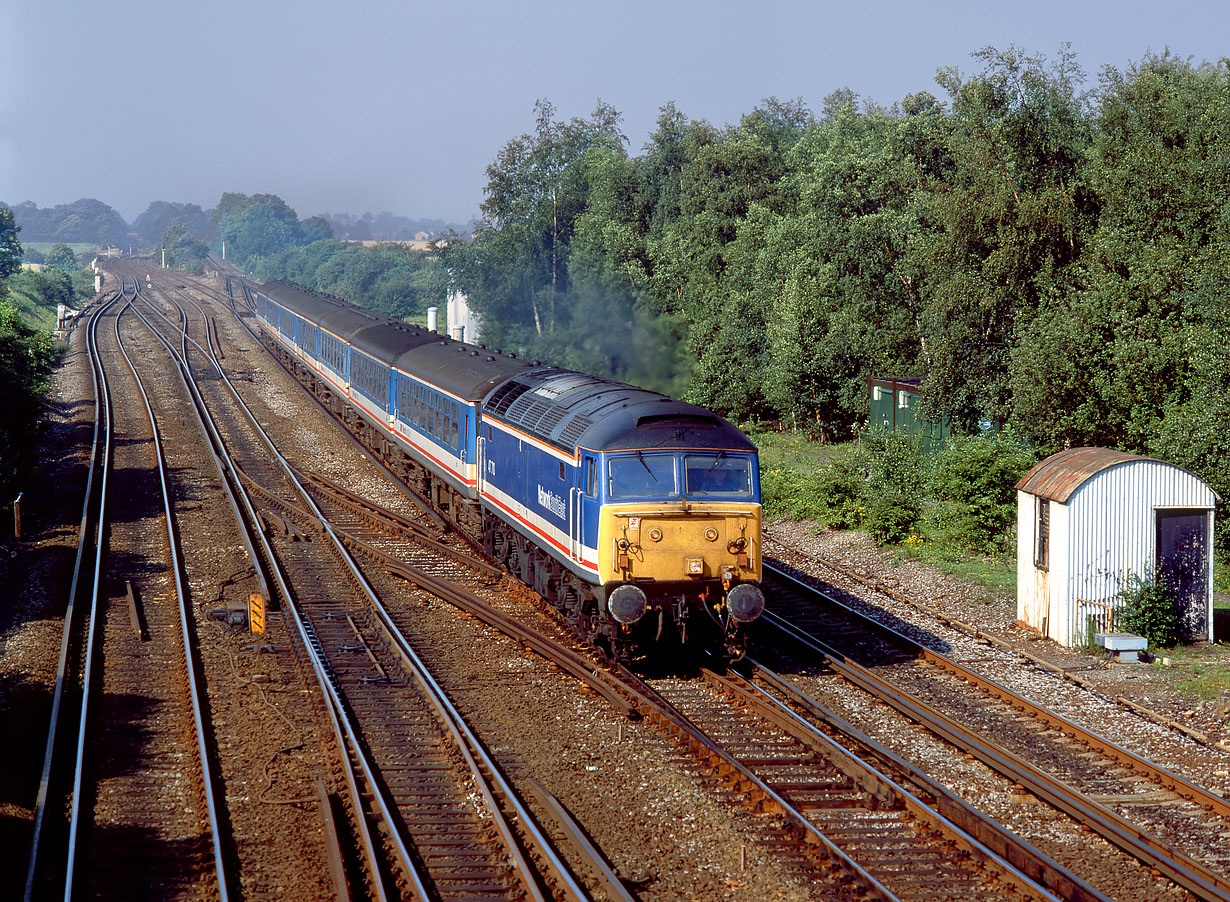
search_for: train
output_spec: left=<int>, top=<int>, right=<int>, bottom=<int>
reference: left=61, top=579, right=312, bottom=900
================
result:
left=251, top=281, right=765, bottom=660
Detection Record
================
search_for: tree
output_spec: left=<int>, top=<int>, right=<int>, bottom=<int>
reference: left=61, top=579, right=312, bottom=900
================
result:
left=134, top=201, right=209, bottom=247
left=0, top=300, right=57, bottom=497
left=2, top=199, right=127, bottom=246
left=0, top=207, right=21, bottom=282
left=215, top=194, right=303, bottom=264
left=299, top=216, right=333, bottom=244
left=43, top=243, right=77, bottom=272
left=163, top=225, right=209, bottom=273
left=455, top=100, right=630, bottom=349
left=918, top=45, right=1093, bottom=429
left=1010, top=53, right=1230, bottom=452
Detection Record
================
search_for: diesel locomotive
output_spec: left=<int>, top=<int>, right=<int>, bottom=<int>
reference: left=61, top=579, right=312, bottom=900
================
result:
left=252, top=281, right=765, bottom=659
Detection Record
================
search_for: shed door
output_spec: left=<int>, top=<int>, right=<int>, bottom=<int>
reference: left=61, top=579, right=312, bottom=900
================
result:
left=1155, top=509, right=1210, bottom=640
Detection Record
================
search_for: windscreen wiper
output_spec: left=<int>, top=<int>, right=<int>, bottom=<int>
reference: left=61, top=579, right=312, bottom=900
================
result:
left=636, top=450, right=656, bottom=481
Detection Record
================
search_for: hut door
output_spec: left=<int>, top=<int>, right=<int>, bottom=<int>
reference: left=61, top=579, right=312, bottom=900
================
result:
left=1155, top=510, right=1210, bottom=640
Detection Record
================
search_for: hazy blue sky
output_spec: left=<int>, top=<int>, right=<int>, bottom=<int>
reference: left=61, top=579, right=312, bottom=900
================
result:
left=2, top=0, right=1227, bottom=225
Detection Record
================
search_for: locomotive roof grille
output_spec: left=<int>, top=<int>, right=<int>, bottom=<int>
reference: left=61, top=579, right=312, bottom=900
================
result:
left=487, top=380, right=532, bottom=414
left=558, top=415, right=593, bottom=448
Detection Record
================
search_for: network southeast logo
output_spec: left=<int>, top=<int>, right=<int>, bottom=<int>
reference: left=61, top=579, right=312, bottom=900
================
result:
left=537, top=484, right=566, bottom=519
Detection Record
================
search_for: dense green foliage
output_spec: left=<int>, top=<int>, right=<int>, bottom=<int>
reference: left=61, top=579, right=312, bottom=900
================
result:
left=0, top=209, right=60, bottom=506
left=927, top=431, right=1038, bottom=552
left=445, top=47, right=1230, bottom=547
left=251, top=239, right=449, bottom=322
left=1117, top=572, right=1182, bottom=648
left=159, top=225, right=210, bottom=274
left=133, top=201, right=209, bottom=247
left=6, top=270, right=76, bottom=328
left=0, top=208, right=21, bottom=280
left=760, top=427, right=1039, bottom=552
left=43, top=243, right=77, bottom=272
left=0, top=199, right=128, bottom=247
left=0, top=300, right=57, bottom=500
left=210, top=193, right=322, bottom=263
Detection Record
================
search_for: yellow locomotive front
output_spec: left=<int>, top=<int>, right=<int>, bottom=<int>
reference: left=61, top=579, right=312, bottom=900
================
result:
left=590, top=449, right=765, bottom=650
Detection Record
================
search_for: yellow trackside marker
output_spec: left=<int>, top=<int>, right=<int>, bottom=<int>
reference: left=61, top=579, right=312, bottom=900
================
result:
left=249, top=593, right=266, bottom=634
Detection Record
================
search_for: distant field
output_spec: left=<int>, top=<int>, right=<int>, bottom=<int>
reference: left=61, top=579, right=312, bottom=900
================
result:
left=23, top=241, right=100, bottom=256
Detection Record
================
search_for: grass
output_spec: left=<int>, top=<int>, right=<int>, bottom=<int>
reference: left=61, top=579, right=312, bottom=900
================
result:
left=1152, top=643, right=1230, bottom=701
left=746, top=427, right=851, bottom=473
left=5, top=278, right=58, bottom=329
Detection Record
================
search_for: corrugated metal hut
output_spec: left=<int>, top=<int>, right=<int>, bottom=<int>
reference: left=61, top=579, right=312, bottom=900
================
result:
left=1016, top=448, right=1218, bottom=647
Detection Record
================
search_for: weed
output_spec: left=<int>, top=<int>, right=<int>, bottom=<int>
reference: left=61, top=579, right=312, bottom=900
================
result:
left=1117, top=572, right=1182, bottom=648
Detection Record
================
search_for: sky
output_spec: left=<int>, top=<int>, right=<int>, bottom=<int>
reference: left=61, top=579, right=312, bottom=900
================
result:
left=2, top=0, right=1228, bottom=226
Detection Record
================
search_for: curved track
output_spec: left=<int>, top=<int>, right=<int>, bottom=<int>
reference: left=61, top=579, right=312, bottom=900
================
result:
left=127, top=269, right=600, bottom=901
left=24, top=277, right=229, bottom=901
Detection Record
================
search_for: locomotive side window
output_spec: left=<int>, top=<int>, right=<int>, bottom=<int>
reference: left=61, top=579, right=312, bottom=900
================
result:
left=608, top=454, right=677, bottom=499
left=684, top=455, right=752, bottom=497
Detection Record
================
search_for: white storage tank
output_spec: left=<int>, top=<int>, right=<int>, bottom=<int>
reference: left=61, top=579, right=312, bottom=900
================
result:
left=1016, top=448, right=1217, bottom=647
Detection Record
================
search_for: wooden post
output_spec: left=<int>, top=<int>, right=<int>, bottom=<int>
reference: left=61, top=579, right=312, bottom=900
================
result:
left=13, top=493, right=22, bottom=543
left=126, top=581, right=146, bottom=640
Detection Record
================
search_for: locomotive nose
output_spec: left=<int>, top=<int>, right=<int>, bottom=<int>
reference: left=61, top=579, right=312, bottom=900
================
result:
left=725, top=583, right=765, bottom=623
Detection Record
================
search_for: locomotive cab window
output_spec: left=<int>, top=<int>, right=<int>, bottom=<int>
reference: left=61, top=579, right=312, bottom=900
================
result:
left=608, top=454, right=677, bottom=499
left=684, top=455, right=752, bottom=497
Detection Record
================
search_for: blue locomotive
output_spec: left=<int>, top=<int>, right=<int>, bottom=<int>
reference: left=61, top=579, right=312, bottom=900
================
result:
left=253, top=281, right=765, bottom=659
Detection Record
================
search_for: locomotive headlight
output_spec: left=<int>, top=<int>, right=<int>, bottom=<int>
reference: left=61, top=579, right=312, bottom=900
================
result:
left=648, top=528, right=662, bottom=543
left=704, top=527, right=718, bottom=542
left=726, top=584, right=766, bottom=623
left=608, top=584, right=648, bottom=624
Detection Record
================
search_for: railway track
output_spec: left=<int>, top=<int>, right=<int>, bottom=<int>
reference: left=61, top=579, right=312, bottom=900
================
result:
left=759, top=560, right=1230, bottom=901
left=24, top=278, right=229, bottom=901
left=128, top=271, right=605, bottom=900
left=263, top=436, right=1110, bottom=901
left=57, top=261, right=1225, bottom=901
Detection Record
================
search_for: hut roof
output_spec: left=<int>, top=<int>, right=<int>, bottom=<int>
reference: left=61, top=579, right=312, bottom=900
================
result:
left=1015, top=447, right=1154, bottom=503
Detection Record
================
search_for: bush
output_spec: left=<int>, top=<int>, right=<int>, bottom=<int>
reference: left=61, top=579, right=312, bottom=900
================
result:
left=928, top=430, right=1038, bottom=552
left=759, top=465, right=820, bottom=520
left=811, top=449, right=864, bottom=529
left=858, top=430, right=926, bottom=544
left=1117, top=572, right=1181, bottom=648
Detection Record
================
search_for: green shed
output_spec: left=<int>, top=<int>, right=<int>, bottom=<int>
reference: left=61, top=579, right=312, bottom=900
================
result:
left=867, top=376, right=951, bottom=454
